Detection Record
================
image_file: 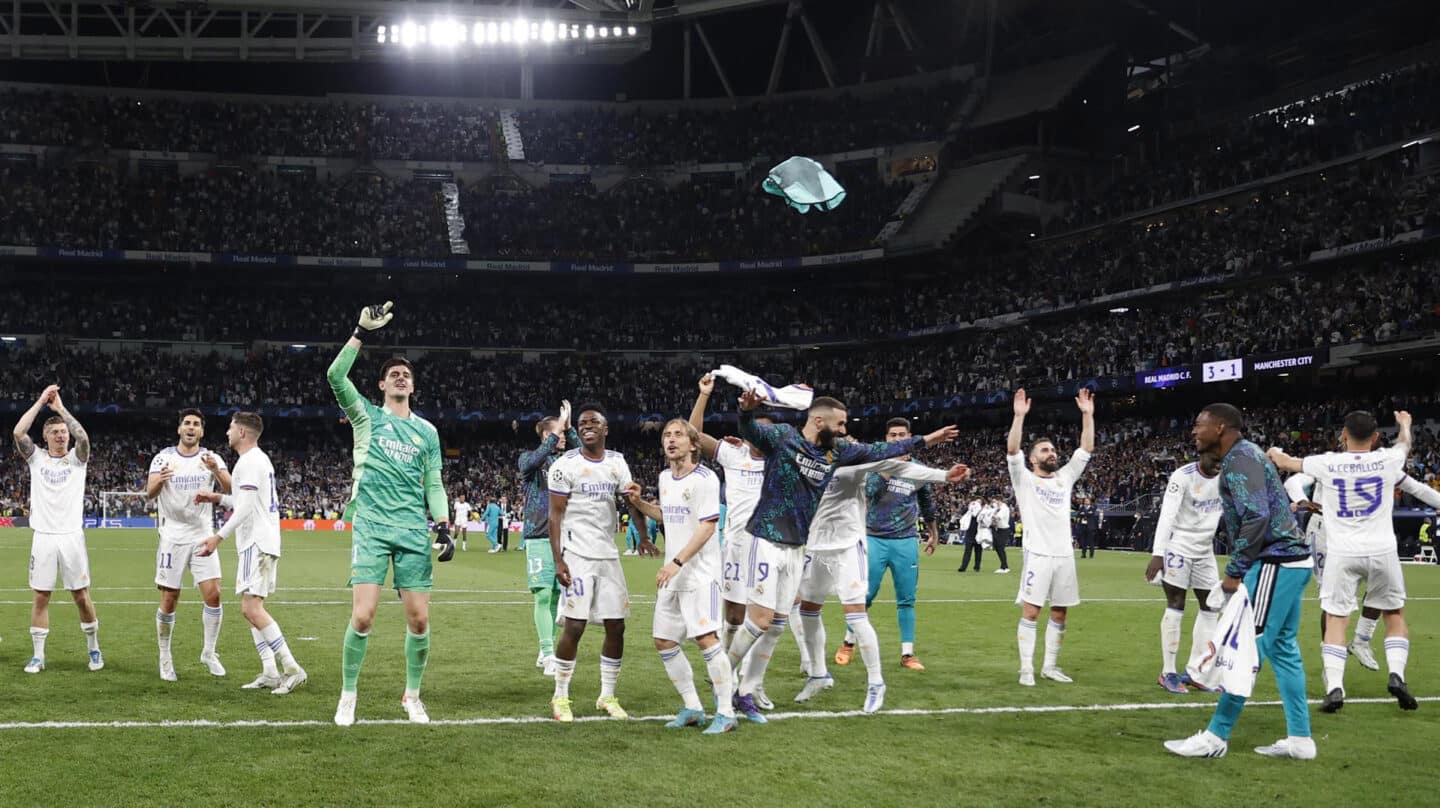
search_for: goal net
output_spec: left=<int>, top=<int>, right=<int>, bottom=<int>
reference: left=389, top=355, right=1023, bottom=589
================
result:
left=100, top=491, right=152, bottom=525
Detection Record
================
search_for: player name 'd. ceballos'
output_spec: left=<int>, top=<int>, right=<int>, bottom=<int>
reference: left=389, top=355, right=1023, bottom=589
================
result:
left=1322, top=460, right=1388, bottom=474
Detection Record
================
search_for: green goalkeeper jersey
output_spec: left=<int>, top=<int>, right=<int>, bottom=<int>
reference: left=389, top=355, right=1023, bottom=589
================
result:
left=327, top=344, right=447, bottom=531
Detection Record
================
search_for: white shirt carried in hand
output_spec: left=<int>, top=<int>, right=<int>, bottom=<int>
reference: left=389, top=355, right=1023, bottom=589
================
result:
left=711, top=364, right=814, bottom=411
left=1194, top=583, right=1258, bottom=698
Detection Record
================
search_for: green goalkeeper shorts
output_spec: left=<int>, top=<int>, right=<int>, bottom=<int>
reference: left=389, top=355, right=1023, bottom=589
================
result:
left=524, top=538, right=558, bottom=592
left=349, top=516, right=433, bottom=592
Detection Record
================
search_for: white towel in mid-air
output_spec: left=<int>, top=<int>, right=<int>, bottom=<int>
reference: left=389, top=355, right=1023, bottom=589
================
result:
left=712, top=364, right=814, bottom=410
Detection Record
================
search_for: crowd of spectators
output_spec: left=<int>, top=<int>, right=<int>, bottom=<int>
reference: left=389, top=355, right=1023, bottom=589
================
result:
left=514, top=81, right=967, bottom=165
left=3, top=239, right=1435, bottom=414
left=0, top=164, right=450, bottom=257
left=0, top=90, right=495, bottom=162
left=1058, top=61, right=1440, bottom=229
left=0, top=78, right=965, bottom=166
left=462, top=166, right=906, bottom=261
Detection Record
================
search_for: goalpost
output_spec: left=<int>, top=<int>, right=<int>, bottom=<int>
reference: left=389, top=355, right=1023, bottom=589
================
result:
left=100, top=491, right=152, bottom=525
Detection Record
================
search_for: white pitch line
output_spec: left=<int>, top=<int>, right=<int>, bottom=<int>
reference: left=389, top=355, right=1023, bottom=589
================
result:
left=0, top=697, right=1433, bottom=731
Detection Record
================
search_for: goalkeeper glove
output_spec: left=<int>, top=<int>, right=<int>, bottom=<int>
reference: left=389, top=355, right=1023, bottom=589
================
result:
left=434, top=522, right=456, bottom=563
left=354, top=301, right=395, bottom=338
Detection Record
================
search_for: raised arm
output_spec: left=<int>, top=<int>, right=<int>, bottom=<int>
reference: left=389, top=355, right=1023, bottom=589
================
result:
left=328, top=301, right=394, bottom=420
left=737, top=392, right=784, bottom=455
left=1075, top=388, right=1095, bottom=454
left=1265, top=446, right=1304, bottom=475
left=12, top=385, right=57, bottom=460
left=1007, top=388, right=1030, bottom=456
left=49, top=390, right=89, bottom=464
left=518, top=433, right=561, bottom=476
left=202, top=452, right=233, bottom=495
left=1399, top=475, right=1440, bottom=509
left=1394, top=410, right=1413, bottom=453
left=689, top=375, right=722, bottom=460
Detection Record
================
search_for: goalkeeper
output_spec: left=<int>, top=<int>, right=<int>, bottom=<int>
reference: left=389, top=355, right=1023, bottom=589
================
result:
left=327, top=301, right=452, bottom=727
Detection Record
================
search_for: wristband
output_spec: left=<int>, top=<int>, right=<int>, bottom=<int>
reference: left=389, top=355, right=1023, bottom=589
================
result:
left=352, top=327, right=364, bottom=339
left=673, top=557, right=684, bottom=566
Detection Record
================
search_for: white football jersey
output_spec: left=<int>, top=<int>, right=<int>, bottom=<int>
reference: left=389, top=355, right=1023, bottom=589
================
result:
left=149, top=446, right=228, bottom=543
left=993, top=502, right=1012, bottom=529
left=658, top=464, right=722, bottom=590
left=1007, top=448, right=1090, bottom=557
left=219, top=447, right=282, bottom=556
left=549, top=449, right=632, bottom=560
left=977, top=504, right=997, bottom=530
left=715, top=439, right=764, bottom=537
left=808, top=459, right=949, bottom=552
left=1151, top=462, right=1222, bottom=559
left=27, top=447, right=86, bottom=534
left=453, top=499, right=469, bottom=523
left=1301, top=446, right=1407, bottom=556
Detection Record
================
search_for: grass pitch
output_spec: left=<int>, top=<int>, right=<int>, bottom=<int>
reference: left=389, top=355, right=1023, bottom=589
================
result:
left=0, top=528, right=1436, bottom=807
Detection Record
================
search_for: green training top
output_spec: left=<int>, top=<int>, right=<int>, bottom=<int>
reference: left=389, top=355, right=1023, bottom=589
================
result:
left=327, top=343, right=447, bottom=530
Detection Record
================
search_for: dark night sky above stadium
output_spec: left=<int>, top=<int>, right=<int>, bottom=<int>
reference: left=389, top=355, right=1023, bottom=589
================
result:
left=0, top=0, right=1434, bottom=100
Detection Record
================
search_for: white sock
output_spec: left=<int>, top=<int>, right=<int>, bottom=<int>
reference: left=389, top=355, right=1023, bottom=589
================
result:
left=252, top=626, right=279, bottom=677
left=552, top=657, right=576, bottom=698
left=901, top=641, right=915, bottom=657
left=1160, top=608, right=1183, bottom=675
left=791, top=609, right=812, bottom=673
left=1385, top=637, right=1410, bottom=681
left=1355, top=616, right=1378, bottom=645
left=30, top=626, right=49, bottom=661
left=846, top=612, right=884, bottom=685
left=404, top=687, right=420, bottom=702
left=722, top=622, right=740, bottom=654
left=1321, top=643, right=1348, bottom=692
left=1187, top=609, right=1219, bottom=675
left=739, top=617, right=786, bottom=696
left=157, top=610, right=176, bottom=658
left=843, top=628, right=857, bottom=646
left=703, top=644, right=735, bottom=718
left=660, top=646, right=703, bottom=711
left=1017, top=619, right=1037, bottom=674
left=727, top=618, right=764, bottom=672
left=599, top=655, right=621, bottom=699
left=800, top=609, right=827, bottom=679
left=260, top=622, right=299, bottom=673
left=1042, top=619, right=1065, bottom=671
left=81, top=621, right=100, bottom=653
left=202, top=605, right=223, bottom=656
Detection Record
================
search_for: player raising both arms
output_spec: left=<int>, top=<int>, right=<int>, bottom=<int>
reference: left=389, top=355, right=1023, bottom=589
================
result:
left=194, top=413, right=306, bottom=695
left=147, top=408, right=233, bottom=682
left=12, top=385, right=103, bottom=674
left=327, top=302, right=452, bottom=726
left=1007, top=387, right=1094, bottom=687
left=1145, top=453, right=1222, bottom=695
left=1268, top=409, right=1417, bottom=712
left=547, top=404, right=656, bottom=723
left=726, top=391, right=957, bottom=722
left=518, top=401, right=578, bottom=675
left=626, top=419, right=737, bottom=734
